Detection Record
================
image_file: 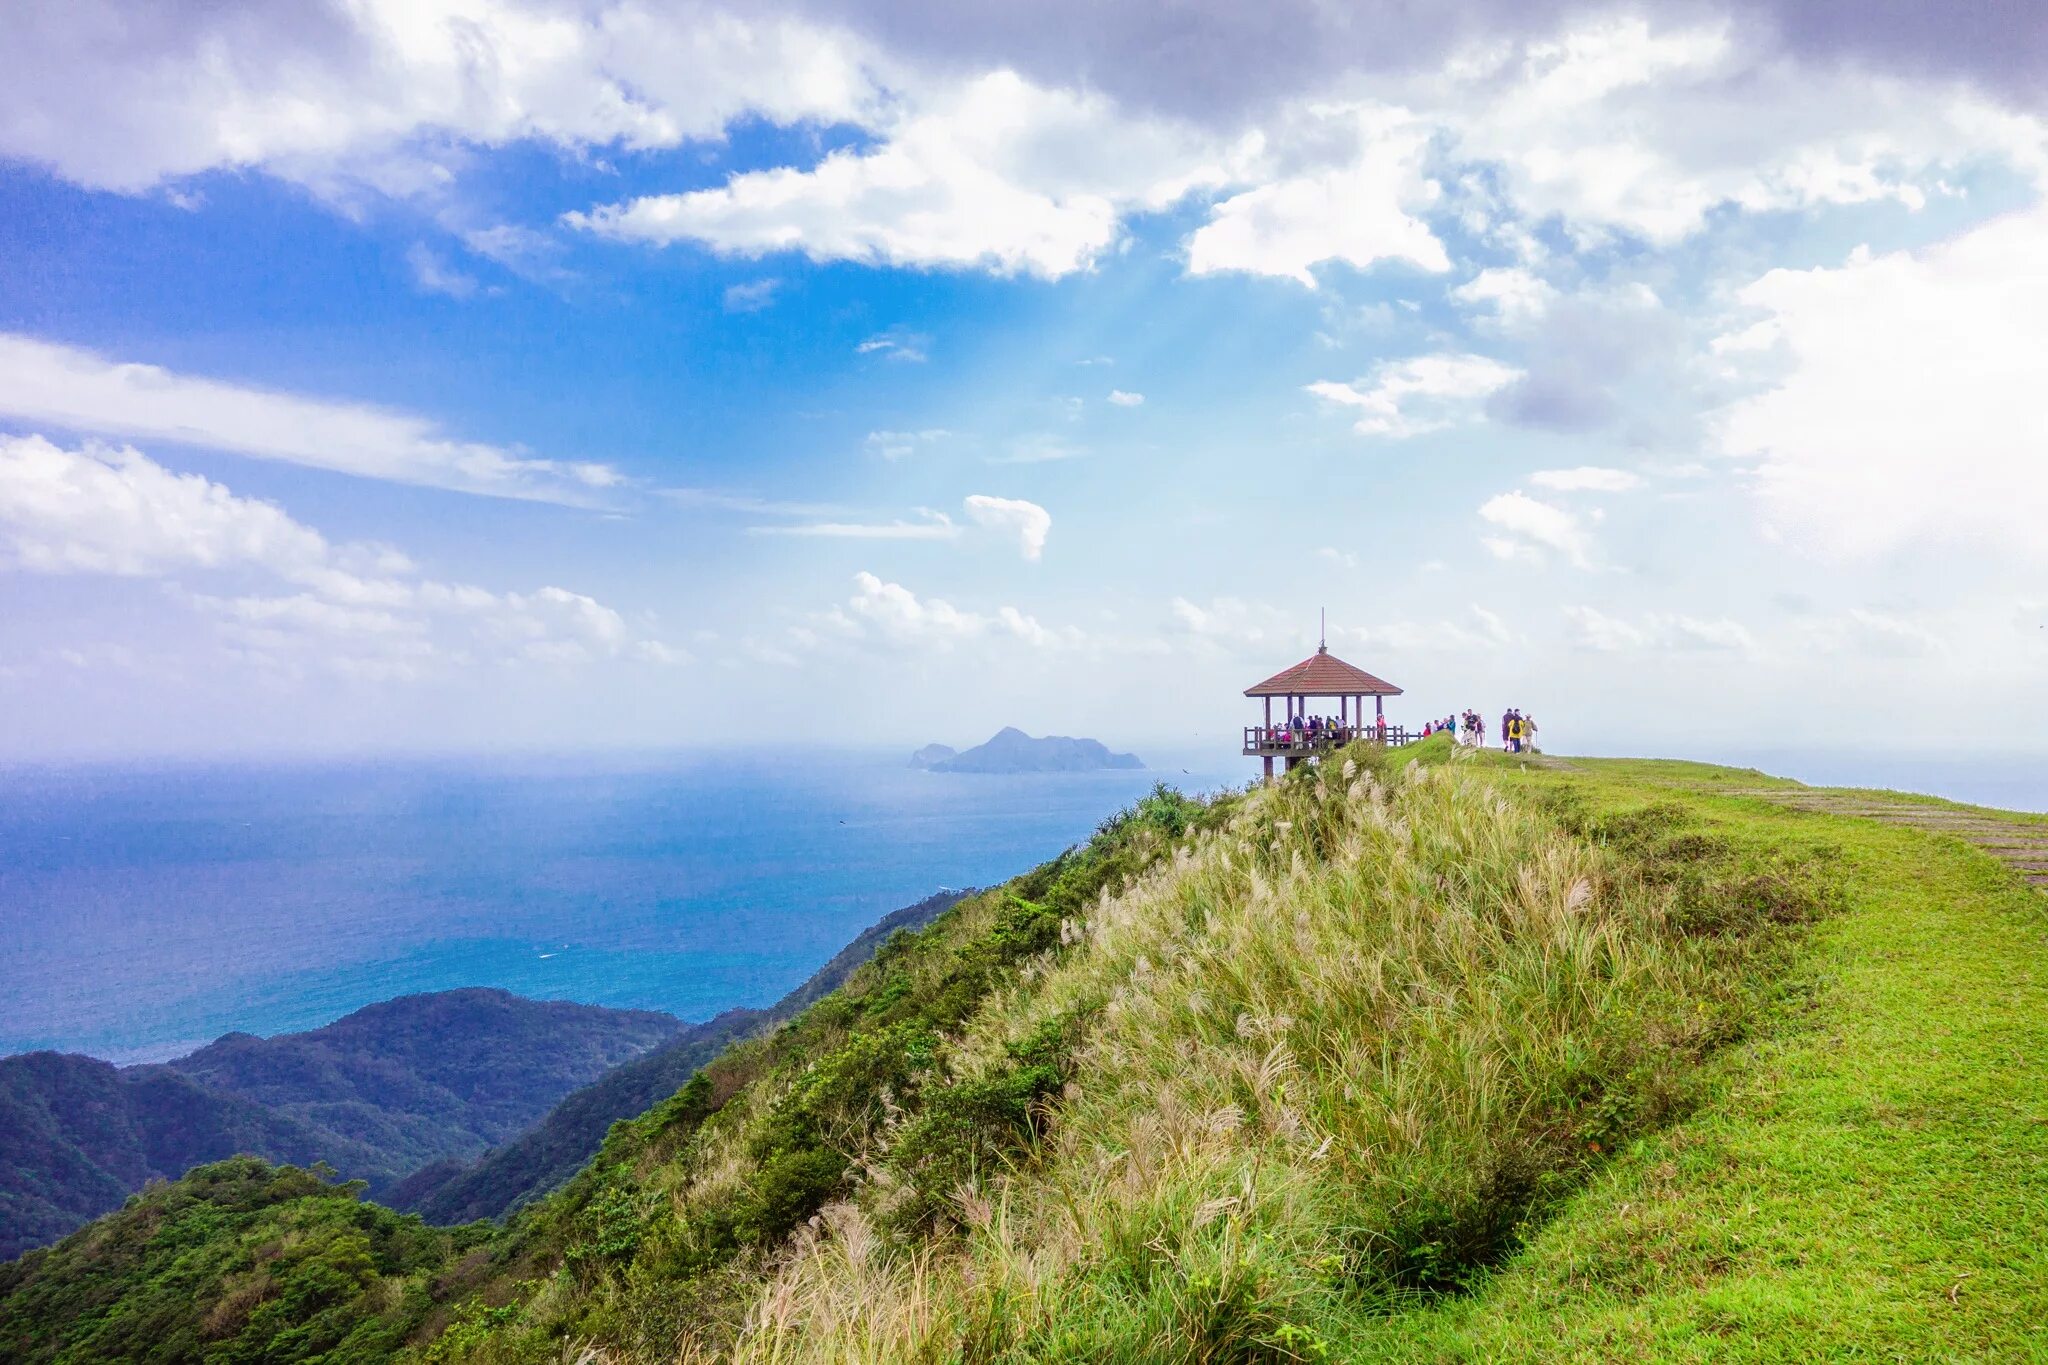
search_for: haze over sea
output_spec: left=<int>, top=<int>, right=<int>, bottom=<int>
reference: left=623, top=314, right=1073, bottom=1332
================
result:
left=0, top=750, right=1234, bottom=1063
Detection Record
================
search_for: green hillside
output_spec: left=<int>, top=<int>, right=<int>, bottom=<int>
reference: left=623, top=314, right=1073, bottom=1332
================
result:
left=0, top=990, right=680, bottom=1261
left=5, top=742, right=2042, bottom=1362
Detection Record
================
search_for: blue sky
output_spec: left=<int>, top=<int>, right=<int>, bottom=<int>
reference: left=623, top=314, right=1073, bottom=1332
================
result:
left=1, top=0, right=2044, bottom=761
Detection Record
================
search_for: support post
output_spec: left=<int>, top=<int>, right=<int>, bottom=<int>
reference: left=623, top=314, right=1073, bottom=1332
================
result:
left=1263, top=756, right=1274, bottom=784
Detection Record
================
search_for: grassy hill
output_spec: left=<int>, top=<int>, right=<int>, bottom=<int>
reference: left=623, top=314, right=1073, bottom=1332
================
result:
left=5, top=741, right=2042, bottom=1362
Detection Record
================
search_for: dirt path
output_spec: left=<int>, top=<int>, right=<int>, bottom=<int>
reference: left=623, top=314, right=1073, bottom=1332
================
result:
left=1722, top=786, right=2048, bottom=890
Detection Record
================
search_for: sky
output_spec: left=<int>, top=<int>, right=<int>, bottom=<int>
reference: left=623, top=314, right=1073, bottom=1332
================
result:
left=0, top=0, right=2044, bottom=762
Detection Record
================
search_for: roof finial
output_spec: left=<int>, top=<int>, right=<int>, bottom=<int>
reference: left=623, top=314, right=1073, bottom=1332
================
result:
left=1319, top=607, right=1327, bottom=654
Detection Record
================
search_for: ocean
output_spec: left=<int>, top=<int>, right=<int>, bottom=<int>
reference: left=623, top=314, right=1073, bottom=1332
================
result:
left=5, top=744, right=2039, bottom=1067
left=0, top=750, right=1238, bottom=1063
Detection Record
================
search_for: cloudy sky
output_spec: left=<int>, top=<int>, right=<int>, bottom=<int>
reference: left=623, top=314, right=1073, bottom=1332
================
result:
left=1, top=0, right=2043, bottom=761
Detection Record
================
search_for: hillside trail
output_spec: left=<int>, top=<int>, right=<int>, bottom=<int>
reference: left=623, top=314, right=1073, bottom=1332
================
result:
left=1715, top=782, right=2048, bottom=891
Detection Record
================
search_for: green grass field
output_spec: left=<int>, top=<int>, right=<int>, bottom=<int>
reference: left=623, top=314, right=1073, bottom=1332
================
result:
left=1347, top=757, right=2048, bottom=1362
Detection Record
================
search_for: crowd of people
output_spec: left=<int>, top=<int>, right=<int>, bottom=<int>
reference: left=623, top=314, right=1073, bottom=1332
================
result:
left=1258, top=706, right=1541, bottom=754
left=1262, top=711, right=1387, bottom=746
left=1439, top=707, right=1537, bottom=753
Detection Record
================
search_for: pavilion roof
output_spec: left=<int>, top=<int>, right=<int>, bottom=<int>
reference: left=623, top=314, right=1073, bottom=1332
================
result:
left=1243, top=645, right=1403, bottom=698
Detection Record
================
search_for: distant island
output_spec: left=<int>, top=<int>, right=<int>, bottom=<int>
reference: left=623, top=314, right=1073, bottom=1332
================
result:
left=911, top=726, right=1144, bottom=774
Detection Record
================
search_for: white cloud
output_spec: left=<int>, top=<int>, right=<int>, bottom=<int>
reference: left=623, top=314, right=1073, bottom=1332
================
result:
left=749, top=513, right=961, bottom=542
left=864, top=429, right=952, bottom=460
left=0, top=333, right=621, bottom=504
left=570, top=70, right=1242, bottom=278
left=1316, top=546, right=1359, bottom=569
left=0, top=435, right=328, bottom=578
left=1562, top=604, right=1649, bottom=652
left=1564, top=604, right=1756, bottom=653
left=1307, top=352, right=1521, bottom=438
left=963, top=494, right=1052, bottom=561
left=1477, top=490, right=1596, bottom=568
left=1107, top=389, right=1145, bottom=407
left=1450, top=266, right=1557, bottom=326
left=854, top=330, right=931, bottom=362
left=1431, top=16, right=2037, bottom=246
left=0, top=0, right=880, bottom=194
left=406, top=242, right=482, bottom=299
left=1840, top=608, right=1942, bottom=657
left=1716, top=206, right=2048, bottom=562
left=1335, top=604, right=1514, bottom=654
left=0, top=434, right=675, bottom=676
left=1528, top=466, right=1643, bottom=492
left=1169, top=595, right=1277, bottom=647
left=722, top=277, right=781, bottom=313
left=838, top=572, right=1075, bottom=651
left=992, top=434, right=1088, bottom=464
left=1185, top=106, right=1446, bottom=286
left=843, top=571, right=986, bottom=644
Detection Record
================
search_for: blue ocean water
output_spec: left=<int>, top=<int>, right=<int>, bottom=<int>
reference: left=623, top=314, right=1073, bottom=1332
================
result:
left=0, top=749, right=1240, bottom=1063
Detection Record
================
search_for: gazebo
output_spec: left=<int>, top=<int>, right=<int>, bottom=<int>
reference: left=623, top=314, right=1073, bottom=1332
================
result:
left=1243, top=641, right=1404, bottom=780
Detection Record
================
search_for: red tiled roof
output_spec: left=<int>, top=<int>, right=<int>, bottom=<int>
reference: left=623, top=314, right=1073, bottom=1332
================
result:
left=1244, top=646, right=1403, bottom=697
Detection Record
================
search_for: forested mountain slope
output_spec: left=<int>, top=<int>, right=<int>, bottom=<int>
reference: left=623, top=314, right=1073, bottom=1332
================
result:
left=0, top=990, right=679, bottom=1259
left=396, top=890, right=969, bottom=1224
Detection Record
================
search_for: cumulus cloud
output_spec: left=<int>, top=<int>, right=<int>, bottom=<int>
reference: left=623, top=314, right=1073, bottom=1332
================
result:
left=1307, top=352, right=1521, bottom=438
left=0, top=0, right=880, bottom=193
left=0, top=434, right=674, bottom=676
left=1184, top=106, right=1446, bottom=285
left=0, top=333, right=621, bottom=504
left=1450, top=266, right=1557, bottom=326
left=1107, top=389, right=1145, bottom=406
left=1477, top=490, right=1597, bottom=568
left=843, top=571, right=1066, bottom=646
left=963, top=494, right=1052, bottom=561
left=0, top=434, right=328, bottom=578
left=570, top=69, right=1242, bottom=278
left=1716, top=206, right=2048, bottom=562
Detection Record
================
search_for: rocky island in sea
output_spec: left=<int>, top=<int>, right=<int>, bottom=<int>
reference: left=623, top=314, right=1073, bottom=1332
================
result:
left=910, top=726, right=1144, bottom=774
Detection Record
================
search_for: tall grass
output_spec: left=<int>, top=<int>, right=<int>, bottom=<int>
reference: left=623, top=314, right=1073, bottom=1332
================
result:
left=711, top=746, right=1805, bottom=1362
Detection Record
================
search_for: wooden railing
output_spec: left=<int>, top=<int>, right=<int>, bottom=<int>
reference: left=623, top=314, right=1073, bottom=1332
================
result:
left=1243, top=724, right=1414, bottom=755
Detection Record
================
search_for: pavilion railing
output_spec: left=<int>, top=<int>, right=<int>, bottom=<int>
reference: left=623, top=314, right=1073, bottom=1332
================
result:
left=1243, top=724, right=1414, bottom=754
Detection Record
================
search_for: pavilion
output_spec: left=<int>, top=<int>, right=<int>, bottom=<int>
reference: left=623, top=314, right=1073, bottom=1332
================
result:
left=1242, top=642, right=1404, bottom=780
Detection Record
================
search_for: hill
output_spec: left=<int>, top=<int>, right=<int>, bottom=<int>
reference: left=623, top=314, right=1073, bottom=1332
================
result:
left=0, top=989, right=678, bottom=1259
left=394, top=889, right=969, bottom=1224
left=920, top=726, right=1143, bottom=773
left=0, top=1053, right=338, bottom=1262
left=5, top=748, right=2043, bottom=1362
